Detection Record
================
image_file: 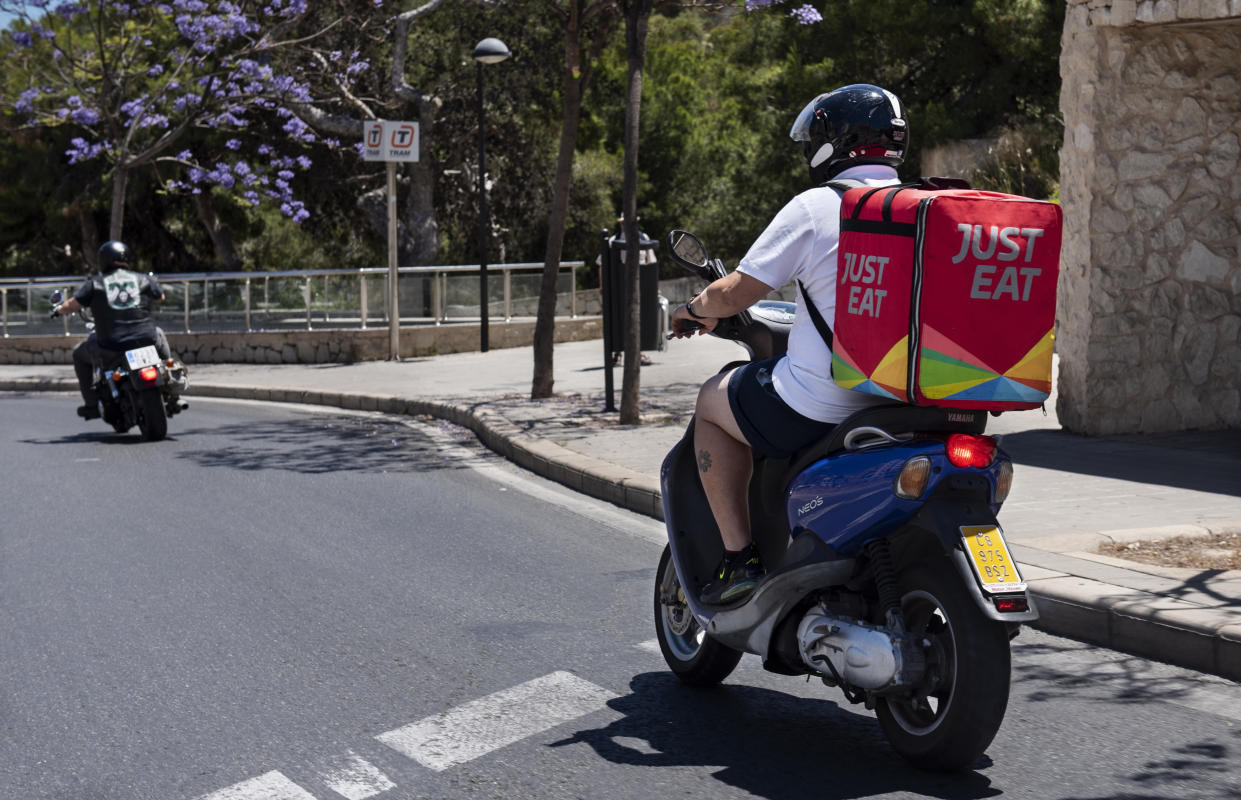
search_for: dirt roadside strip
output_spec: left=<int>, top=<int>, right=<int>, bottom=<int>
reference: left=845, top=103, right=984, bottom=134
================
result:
left=5, top=376, right=1239, bottom=682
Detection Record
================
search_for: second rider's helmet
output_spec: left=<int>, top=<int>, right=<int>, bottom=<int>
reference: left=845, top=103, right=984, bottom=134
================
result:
left=98, top=240, right=131, bottom=274
left=789, top=84, right=908, bottom=184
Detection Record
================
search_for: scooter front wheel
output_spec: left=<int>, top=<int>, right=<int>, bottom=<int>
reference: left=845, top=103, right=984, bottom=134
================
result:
left=654, top=544, right=742, bottom=686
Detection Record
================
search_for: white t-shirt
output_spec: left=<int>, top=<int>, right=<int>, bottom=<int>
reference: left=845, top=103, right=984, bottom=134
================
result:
left=735, top=164, right=901, bottom=423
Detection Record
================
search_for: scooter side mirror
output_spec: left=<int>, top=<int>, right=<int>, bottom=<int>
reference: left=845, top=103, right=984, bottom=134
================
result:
left=666, top=230, right=711, bottom=278
left=49, top=290, right=64, bottom=305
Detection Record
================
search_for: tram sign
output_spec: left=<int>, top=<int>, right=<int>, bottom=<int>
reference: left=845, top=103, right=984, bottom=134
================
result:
left=362, top=120, right=420, bottom=163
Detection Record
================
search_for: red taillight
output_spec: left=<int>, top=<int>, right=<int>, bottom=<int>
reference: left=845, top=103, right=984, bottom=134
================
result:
left=946, top=434, right=997, bottom=468
left=993, top=596, right=1029, bottom=613
left=139, top=366, right=159, bottom=383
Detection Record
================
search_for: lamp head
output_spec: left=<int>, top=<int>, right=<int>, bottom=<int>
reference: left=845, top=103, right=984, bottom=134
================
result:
left=472, top=37, right=511, bottom=64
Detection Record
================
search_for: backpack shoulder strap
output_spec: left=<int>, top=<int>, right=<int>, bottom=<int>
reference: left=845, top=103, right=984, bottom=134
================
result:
left=824, top=179, right=865, bottom=192
left=797, top=279, right=832, bottom=352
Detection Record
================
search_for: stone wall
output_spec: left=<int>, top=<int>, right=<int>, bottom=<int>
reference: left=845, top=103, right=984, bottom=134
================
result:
left=1059, top=0, right=1241, bottom=434
left=0, top=317, right=603, bottom=365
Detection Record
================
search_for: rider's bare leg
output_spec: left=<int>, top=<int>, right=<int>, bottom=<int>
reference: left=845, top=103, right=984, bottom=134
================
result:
left=693, top=369, right=753, bottom=551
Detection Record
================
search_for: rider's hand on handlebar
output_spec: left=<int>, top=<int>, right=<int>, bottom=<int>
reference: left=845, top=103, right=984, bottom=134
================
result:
left=670, top=302, right=718, bottom=338
left=49, top=305, right=60, bottom=319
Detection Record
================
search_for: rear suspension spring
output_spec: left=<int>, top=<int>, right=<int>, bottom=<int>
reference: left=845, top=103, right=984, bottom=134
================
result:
left=868, top=538, right=900, bottom=617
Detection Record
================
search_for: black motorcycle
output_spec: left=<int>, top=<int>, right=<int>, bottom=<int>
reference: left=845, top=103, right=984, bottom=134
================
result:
left=50, top=290, right=188, bottom=441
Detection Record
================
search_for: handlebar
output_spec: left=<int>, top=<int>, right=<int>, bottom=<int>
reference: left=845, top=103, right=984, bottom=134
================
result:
left=666, top=319, right=706, bottom=340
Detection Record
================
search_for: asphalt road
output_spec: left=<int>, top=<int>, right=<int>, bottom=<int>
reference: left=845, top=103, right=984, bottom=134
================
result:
left=2, top=394, right=1239, bottom=800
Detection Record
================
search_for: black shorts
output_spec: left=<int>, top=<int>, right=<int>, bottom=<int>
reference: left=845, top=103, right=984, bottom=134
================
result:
left=726, top=356, right=836, bottom=460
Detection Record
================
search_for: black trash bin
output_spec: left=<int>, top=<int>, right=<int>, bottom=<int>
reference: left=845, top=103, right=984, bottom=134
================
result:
left=601, top=227, right=660, bottom=354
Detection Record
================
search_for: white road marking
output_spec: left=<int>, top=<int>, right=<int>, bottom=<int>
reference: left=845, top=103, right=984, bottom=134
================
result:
left=411, top=419, right=668, bottom=547
left=376, top=671, right=617, bottom=771
left=320, top=750, right=396, bottom=800
left=195, top=771, right=317, bottom=800
left=635, top=639, right=663, bottom=655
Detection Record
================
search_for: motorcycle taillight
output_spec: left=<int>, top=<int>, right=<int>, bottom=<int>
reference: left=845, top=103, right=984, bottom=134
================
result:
left=139, top=366, right=159, bottom=382
left=945, top=434, right=997, bottom=468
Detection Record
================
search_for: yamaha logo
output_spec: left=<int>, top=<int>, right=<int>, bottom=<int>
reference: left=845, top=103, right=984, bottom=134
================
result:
left=948, top=412, right=975, bottom=423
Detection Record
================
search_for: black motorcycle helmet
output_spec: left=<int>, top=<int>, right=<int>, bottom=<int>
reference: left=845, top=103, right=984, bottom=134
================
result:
left=789, top=84, right=908, bottom=184
left=98, top=240, right=131, bottom=274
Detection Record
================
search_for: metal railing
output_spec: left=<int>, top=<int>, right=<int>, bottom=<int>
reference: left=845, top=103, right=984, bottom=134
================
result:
left=0, top=261, right=585, bottom=338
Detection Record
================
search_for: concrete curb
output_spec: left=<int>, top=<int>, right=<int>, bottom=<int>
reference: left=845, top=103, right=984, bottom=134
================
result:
left=1025, top=576, right=1241, bottom=681
left=5, top=378, right=1237, bottom=681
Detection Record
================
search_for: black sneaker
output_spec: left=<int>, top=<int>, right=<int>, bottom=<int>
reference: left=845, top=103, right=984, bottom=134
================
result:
left=699, top=545, right=764, bottom=606
left=77, top=403, right=101, bottom=420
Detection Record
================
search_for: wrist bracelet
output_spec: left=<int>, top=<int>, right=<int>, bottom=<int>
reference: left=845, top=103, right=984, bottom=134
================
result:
left=686, top=296, right=708, bottom=319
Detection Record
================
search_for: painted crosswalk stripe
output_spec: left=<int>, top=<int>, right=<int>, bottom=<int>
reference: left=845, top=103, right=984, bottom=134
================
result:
left=320, top=750, right=396, bottom=800
left=195, top=770, right=316, bottom=800
left=376, top=671, right=617, bottom=771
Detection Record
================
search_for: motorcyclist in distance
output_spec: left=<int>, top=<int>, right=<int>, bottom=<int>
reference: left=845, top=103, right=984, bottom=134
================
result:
left=668, top=84, right=907, bottom=605
left=53, top=240, right=173, bottom=420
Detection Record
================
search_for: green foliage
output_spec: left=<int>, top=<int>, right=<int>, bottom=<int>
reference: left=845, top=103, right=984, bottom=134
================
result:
left=0, top=0, right=1065, bottom=278
left=967, top=121, right=1062, bottom=200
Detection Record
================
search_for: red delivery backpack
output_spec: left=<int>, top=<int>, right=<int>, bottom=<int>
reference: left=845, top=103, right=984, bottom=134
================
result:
left=807, top=178, right=1062, bottom=411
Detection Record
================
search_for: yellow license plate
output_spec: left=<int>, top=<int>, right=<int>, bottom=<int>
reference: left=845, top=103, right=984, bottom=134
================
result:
left=961, top=525, right=1025, bottom=593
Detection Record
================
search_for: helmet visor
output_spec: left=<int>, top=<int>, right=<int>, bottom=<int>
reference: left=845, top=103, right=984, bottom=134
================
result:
left=789, top=92, right=831, bottom=142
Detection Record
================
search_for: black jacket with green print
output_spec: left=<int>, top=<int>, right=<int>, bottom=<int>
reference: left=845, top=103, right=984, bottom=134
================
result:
left=72, top=269, right=162, bottom=350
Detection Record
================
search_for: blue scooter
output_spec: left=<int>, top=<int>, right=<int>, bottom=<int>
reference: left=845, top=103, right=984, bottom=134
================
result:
left=654, top=230, right=1038, bottom=771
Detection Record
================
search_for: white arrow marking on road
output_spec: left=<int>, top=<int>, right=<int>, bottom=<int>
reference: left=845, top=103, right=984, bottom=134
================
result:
left=195, top=770, right=317, bottom=800
left=376, top=671, right=617, bottom=771
left=320, top=750, right=396, bottom=799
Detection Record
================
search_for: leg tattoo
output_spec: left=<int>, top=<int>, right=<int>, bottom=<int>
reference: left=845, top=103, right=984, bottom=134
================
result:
left=697, top=448, right=712, bottom=473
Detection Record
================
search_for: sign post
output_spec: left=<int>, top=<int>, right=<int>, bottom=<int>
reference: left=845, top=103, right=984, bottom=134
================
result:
left=363, top=120, right=419, bottom=360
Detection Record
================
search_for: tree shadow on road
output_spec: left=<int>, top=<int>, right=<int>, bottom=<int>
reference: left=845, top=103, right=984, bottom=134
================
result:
left=22, top=430, right=162, bottom=446
left=1010, top=639, right=1241, bottom=799
left=550, top=671, right=1002, bottom=800
left=172, top=413, right=493, bottom=474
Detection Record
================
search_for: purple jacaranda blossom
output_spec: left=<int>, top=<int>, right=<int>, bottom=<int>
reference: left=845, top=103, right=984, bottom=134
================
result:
left=225, top=138, right=242, bottom=150
left=66, top=137, right=107, bottom=163
left=11, top=31, right=33, bottom=47
left=789, top=4, right=822, bottom=24
left=15, top=88, right=41, bottom=114
left=54, top=4, right=87, bottom=20
left=744, top=0, right=822, bottom=24
left=71, top=106, right=100, bottom=125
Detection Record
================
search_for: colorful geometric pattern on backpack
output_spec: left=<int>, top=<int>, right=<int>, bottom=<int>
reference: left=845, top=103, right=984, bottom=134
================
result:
left=832, top=326, right=1055, bottom=405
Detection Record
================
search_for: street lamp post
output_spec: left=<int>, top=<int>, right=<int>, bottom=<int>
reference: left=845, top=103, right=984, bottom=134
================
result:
left=473, top=37, right=511, bottom=353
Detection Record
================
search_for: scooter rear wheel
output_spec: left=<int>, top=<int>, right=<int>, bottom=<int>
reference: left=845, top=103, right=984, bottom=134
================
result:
left=875, top=561, right=1011, bottom=771
left=654, top=544, right=742, bottom=686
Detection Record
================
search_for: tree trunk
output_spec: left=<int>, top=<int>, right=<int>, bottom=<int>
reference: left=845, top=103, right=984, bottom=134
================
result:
left=531, top=6, right=587, bottom=399
left=77, top=200, right=100, bottom=272
left=619, top=0, right=651, bottom=425
left=109, top=164, right=129, bottom=241
left=404, top=98, right=439, bottom=265
left=192, top=191, right=243, bottom=269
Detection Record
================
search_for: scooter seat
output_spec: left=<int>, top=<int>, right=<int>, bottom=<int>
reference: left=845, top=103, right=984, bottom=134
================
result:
left=784, top=404, right=988, bottom=483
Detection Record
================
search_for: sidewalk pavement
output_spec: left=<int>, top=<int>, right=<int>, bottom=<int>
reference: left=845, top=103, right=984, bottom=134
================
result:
left=4, top=336, right=1240, bottom=680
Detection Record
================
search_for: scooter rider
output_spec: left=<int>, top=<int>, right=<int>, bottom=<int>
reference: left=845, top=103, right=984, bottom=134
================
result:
left=52, top=240, right=172, bottom=420
left=669, top=84, right=907, bottom=606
